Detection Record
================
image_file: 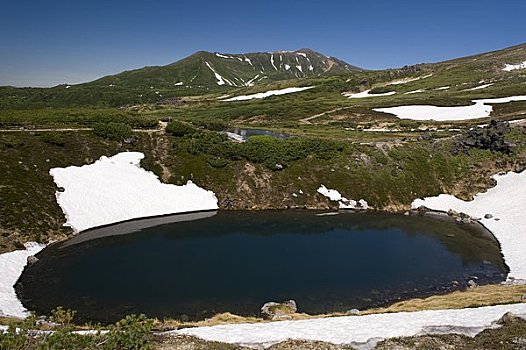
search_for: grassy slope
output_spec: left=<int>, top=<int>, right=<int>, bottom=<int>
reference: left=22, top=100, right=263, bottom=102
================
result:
left=2, top=125, right=525, bottom=253
left=0, top=131, right=165, bottom=252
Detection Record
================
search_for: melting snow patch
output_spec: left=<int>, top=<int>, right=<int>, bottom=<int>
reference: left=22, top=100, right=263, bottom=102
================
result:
left=463, top=83, right=493, bottom=91
left=503, top=61, right=526, bottom=72
left=412, top=170, right=526, bottom=280
left=405, top=89, right=425, bottom=94
left=215, top=53, right=232, bottom=59
left=317, top=185, right=368, bottom=209
left=173, top=303, right=526, bottom=349
left=344, top=90, right=396, bottom=98
left=270, top=54, right=278, bottom=71
left=374, top=95, right=526, bottom=121
left=49, top=152, right=218, bottom=232
left=0, top=242, right=46, bottom=318
left=205, top=61, right=234, bottom=86
left=224, top=132, right=245, bottom=142
left=388, top=74, right=433, bottom=85
left=435, top=86, right=450, bottom=91
left=222, top=86, right=314, bottom=102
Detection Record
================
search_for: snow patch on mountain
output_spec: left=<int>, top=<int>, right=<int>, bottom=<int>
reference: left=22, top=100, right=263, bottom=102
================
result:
left=503, top=61, right=526, bottom=71
left=463, top=83, right=494, bottom=91
left=222, top=86, right=314, bottom=102
left=374, top=95, right=526, bottom=121
left=270, top=55, right=278, bottom=71
left=344, top=90, right=396, bottom=98
left=205, top=61, right=230, bottom=86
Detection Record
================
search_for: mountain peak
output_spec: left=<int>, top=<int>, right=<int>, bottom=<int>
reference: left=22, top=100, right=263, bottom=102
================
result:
left=89, top=49, right=362, bottom=90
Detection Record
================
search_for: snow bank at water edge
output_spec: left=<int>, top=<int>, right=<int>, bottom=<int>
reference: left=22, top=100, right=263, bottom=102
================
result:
left=317, top=185, right=369, bottom=209
left=503, top=61, right=526, bottom=72
left=412, top=171, right=526, bottom=280
left=222, top=86, right=314, bottom=102
left=373, top=95, right=526, bottom=121
left=0, top=243, right=45, bottom=318
left=343, top=89, right=396, bottom=99
left=50, top=152, right=218, bottom=232
left=174, top=303, right=526, bottom=349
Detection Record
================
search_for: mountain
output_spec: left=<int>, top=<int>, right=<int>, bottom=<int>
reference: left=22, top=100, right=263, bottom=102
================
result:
left=88, top=49, right=362, bottom=89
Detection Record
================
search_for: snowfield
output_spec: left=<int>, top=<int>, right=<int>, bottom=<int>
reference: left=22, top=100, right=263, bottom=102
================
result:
left=0, top=243, right=45, bottom=318
left=344, top=89, right=396, bottom=98
left=503, top=61, right=526, bottom=71
left=374, top=95, right=526, bottom=121
left=50, top=152, right=218, bottom=232
left=175, top=303, right=526, bottom=349
left=405, top=89, right=424, bottom=94
left=463, top=83, right=493, bottom=91
left=387, top=74, right=433, bottom=85
left=222, top=86, right=314, bottom=101
left=317, top=185, right=369, bottom=209
left=412, top=171, right=526, bottom=280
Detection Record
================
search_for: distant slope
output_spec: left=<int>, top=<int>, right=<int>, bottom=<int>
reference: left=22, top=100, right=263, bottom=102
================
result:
left=1, top=43, right=525, bottom=110
left=88, top=49, right=361, bottom=89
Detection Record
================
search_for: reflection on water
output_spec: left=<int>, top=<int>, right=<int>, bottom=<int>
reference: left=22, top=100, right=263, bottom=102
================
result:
left=18, top=211, right=507, bottom=324
left=61, top=211, right=217, bottom=248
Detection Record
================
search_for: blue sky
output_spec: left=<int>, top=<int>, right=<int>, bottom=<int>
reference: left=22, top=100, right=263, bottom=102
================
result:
left=1, top=0, right=525, bottom=87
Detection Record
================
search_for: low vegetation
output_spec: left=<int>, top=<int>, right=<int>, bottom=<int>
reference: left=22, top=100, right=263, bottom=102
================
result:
left=0, top=308, right=153, bottom=350
left=93, top=122, right=133, bottom=141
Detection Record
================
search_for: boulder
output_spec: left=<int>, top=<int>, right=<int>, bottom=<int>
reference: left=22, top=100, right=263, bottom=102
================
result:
left=497, top=312, right=524, bottom=325
left=261, top=300, right=297, bottom=320
left=346, top=309, right=360, bottom=315
left=484, top=213, right=493, bottom=219
left=452, top=120, right=513, bottom=155
left=27, top=255, right=39, bottom=265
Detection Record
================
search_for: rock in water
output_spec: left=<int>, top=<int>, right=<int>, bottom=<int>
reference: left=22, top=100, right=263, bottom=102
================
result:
left=27, top=255, right=39, bottom=265
left=261, top=300, right=297, bottom=320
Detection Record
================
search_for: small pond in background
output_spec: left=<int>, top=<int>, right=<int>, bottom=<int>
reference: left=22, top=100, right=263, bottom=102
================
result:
left=17, top=211, right=507, bottom=323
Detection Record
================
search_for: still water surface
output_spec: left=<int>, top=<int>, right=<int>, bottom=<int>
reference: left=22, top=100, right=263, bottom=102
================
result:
left=17, top=211, right=507, bottom=323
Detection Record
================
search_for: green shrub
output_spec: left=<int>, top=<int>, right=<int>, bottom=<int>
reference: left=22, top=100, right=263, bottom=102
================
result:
left=193, top=119, right=228, bottom=131
left=40, top=132, right=65, bottom=146
left=0, top=309, right=153, bottom=350
left=166, top=121, right=195, bottom=137
left=207, top=155, right=229, bottom=168
left=2, top=136, right=24, bottom=148
left=174, top=131, right=346, bottom=170
left=104, top=314, right=153, bottom=350
left=93, top=122, right=133, bottom=141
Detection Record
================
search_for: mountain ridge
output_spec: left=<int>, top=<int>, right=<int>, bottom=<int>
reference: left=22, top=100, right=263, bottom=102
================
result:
left=88, top=48, right=361, bottom=89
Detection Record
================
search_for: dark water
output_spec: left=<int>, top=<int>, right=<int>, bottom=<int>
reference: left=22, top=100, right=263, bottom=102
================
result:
left=226, top=127, right=290, bottom=141
left=17, top=211, right=507, bottom=324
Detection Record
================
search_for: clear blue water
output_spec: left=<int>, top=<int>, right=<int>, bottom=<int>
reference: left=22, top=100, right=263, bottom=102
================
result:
left=17, top=211, right=507, bottom=323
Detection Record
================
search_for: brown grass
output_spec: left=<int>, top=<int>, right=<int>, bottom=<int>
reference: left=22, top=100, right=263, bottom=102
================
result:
left=159, top=284, right=526, bottom=330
